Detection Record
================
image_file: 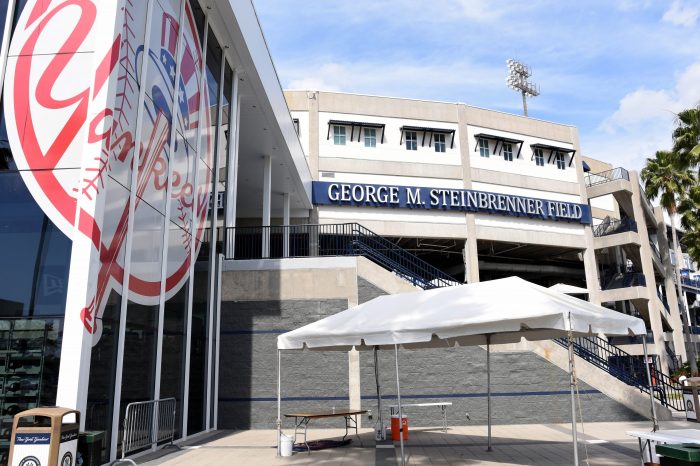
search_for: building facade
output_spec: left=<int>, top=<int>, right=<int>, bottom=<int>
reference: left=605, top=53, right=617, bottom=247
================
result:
left=0, top=2, right=693, bottom=465
left=285, top=90, right=688, bottom=374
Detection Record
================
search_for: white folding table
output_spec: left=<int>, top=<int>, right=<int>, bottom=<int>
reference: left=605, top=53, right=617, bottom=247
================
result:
left=626, top=429, right=700, bottom=465
left=388, top=402, right=452, bottom=433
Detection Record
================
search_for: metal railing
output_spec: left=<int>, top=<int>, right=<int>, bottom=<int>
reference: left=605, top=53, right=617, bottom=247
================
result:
left=681, top=275, right=700, bottom=291
left=601, top=272, right=646, bottom=290
left=585, top=167, right=630, bottom=187
left=656, top=290, right=670, bottom=313
left=593, top=218, right=637, bottom=237
left=227, top=223, right=458, bottom=289
left=111, top=398, right=178, bottom=465
left=649, top=241, right=662, bottom=261
left=554, top=336, right=684, bottom=411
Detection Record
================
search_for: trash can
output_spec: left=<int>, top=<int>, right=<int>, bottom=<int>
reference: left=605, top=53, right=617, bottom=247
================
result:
left=77, top=431, right=104, bottom=466
left=391, top=415, right=408, bottom=441
left=683, top=386, right=700, bottom=422
left=656, top=443, right=700, bottom=465
left=8, top=407, right=80, bottom=466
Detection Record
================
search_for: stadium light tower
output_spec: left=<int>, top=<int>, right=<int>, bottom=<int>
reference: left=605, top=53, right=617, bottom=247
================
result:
left=506, top=59, right=540, bottom=117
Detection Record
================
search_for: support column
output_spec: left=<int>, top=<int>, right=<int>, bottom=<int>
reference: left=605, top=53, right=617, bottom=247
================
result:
left=224, top=71, right=240, bottom=258
left=631, top=175, right=670, bottom=374
left=262, top=155, right=272, bottom=258
left=457, top=105, right=479, bottom=283
left=282, top=193, right=290, bottom=257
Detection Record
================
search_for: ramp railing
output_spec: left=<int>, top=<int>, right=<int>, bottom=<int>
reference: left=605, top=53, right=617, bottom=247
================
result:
left=554, top=336, right=684, bottom=411
left=226, top=223, right=458, bottom=289
left=110, top=397, right=178, bottom=465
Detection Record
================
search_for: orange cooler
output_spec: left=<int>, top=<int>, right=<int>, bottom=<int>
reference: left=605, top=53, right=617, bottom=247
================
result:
left=391, top=415, right=408, bottom=441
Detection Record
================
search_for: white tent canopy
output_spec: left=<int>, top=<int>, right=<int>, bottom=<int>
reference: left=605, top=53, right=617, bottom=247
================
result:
left=276, top=277, right=653, bottom=466
left=278, top=277, right=645, bottom=350
left=549, top=283, right=590, bottom=295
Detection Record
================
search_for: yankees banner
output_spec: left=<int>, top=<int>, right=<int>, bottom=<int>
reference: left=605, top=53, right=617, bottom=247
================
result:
left=3, top=0, right=213, bottom=344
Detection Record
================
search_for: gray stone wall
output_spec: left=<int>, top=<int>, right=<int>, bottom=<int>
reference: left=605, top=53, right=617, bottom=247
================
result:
left=218, top=299, right=351, bottom=430
left=359, top=346, right=644, bottom=428
left=218, top=274, right=645, bottom=430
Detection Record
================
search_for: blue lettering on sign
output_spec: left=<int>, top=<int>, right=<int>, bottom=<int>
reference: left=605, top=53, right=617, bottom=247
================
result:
left=313, top=181, right=592, bottom=224
left=15, top=433, right=51, bottom=444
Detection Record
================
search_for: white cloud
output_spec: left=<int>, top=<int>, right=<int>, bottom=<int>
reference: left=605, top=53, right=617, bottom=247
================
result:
left=662, top=0, right=700, bottom=27
left=589, top=62, right=700, bottom=172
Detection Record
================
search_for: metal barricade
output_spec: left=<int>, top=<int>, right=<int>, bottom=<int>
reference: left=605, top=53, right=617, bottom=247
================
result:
left=110, top=398, right=178, bottom=465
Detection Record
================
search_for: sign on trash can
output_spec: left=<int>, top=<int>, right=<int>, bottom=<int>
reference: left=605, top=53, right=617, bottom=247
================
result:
left=8, top=407, right=80, bottom=466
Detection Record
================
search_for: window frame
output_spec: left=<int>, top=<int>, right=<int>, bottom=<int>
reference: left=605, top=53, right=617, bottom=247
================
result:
left=405, top=131, right=417, bottom=151
left=502, top=142, right=513, bottom=162
left=434, top=133, right=446, bottom=153
left=333, top=125, right=346, bottom=145
left=478, top=138, right=489, bottom=158
left=534, top=148, right=545, bottom=167
left=555, top=152, right=566, bottom=170
left=364, top=127, right=377, bottom=148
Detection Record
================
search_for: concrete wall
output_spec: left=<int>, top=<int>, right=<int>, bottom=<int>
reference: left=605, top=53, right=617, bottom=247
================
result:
left=217, top=257, right=646, bottom=429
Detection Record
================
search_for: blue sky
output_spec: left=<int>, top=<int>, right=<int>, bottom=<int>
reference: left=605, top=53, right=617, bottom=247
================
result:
left=255, top=0, right=700, bottom=174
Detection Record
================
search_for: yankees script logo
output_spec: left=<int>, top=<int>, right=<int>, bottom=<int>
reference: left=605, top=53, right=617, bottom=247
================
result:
left=4, top=0, right=212, bottom=342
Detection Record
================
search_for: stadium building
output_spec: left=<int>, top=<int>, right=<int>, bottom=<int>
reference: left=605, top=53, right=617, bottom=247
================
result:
left=0, top=1, right=697, bottom=464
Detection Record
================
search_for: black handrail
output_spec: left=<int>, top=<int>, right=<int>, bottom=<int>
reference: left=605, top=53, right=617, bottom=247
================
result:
left=593, top=217, right=637, bottom=237
left=554, top=336, right=684, bottom=411
left=585, top=167, right=630, bottom=187
left=226, top=223, right=458, bottom=290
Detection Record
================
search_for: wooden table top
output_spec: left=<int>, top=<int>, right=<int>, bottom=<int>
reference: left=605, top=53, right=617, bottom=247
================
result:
left=284, top=410, right=367, bottom=419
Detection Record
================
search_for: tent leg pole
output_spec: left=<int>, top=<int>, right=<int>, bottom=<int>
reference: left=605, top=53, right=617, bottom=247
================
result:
left=487, top=334, right=492, bottom=452
left=394, top=344, right=406, bottom=466
left=642, top=339, right=659, bottom=432
left=375, top=346, right=383, bottom=435
left=277, top=349, right=282, bottom=456
left=568, top=335, right=579, bottom=466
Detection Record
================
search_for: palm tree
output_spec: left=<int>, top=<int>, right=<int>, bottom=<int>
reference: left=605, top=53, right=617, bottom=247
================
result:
left=641, top=150, right=698, bottom=374
left=673, top=105, right=700, bottom=166
left=682, top=229, right=700, bottom=267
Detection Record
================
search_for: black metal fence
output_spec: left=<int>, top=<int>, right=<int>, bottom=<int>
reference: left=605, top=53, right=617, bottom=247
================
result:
left=555, top=336, right=684, bottom=411
left=226, top=223, right=458, bottom=290
left=593, top=217, right=637, bottom=237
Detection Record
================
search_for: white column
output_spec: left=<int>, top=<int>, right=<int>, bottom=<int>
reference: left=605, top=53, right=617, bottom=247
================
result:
left=282, top=193, right=290, bottom=257
left=153, top=0, right=186, bottom=409
left=224, top=70, right=240, bottom=257
left=262, top=155, right=272, bottom=258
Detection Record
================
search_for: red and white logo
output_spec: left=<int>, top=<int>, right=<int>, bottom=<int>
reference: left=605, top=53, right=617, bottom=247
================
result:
left=4, top=0, right=212, bottom=342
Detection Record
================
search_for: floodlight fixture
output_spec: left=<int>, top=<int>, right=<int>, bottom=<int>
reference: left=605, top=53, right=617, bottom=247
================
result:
left=506, top=58, right=540, bottom=117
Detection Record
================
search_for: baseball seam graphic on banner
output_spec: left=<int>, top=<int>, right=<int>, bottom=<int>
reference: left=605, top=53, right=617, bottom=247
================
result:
left=3, top=0, right=212, bottom=343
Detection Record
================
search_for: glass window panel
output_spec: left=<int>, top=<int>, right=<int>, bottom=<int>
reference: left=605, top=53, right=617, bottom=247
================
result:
left=434, top=133, right=445, bottom=153
left=333, top=126, right=345, bottom=145
left=479, top=138, right=489, bottom=157
left=9, top=0, right=29, bottom=37
left=0, top=2, right=8, bottom=53
left=0, top=171, right=73, bottom=317
left=535, top=148, right=544, bottom=166
left=405, top=131, right=417, bottom=151
left=161, top=223, right=190, bottom=439
left=0, top=317, right=63, bottom=462
left=503, top=143, right=513, bottom=162
left=364, top=128, right=376, bottom=148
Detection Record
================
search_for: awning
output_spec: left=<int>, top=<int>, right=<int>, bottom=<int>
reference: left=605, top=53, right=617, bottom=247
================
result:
left=327, top=120, right=386, bottom=143
left=474, top=133, right=524, bottom=159
left=399, top=125, right=456, bottom=149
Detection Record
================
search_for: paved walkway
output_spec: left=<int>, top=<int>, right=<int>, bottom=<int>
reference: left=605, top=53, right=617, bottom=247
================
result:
left=137, top=420, right=693, bottom=465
